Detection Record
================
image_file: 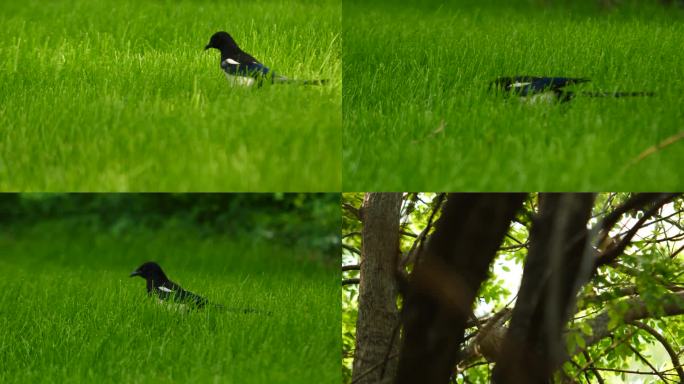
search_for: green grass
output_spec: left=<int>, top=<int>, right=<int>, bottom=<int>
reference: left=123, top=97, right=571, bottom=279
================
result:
left=343, top=0, right=684, bottom=191
left=0, top=221, right=339, bottom=383
left=0, top=0, right=341, bottom=191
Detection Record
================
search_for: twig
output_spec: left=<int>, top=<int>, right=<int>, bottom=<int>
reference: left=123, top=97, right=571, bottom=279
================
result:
left=342, top=264, right=360, bottom=272
left=343, top=244, right=361, bottom=255
left=342, top=232, right=361, bottom=239
left=401, top=193, right=446, bottom=268
left=623, top=131, right=684, bottom=170
left=400, top=230, right=418, bottom=238
left=627, top=343, right=672, bottom=383
left=591, top=366, right=678, bottom=377
left=499, top=242, right=529, bottom=251
left=577, top=330, right=637, bottom=372
left=595, top=194, right=678, bottom=268
left=343, top=278, right=360, bottom=286
left=671, top=244, right=684, bottom=259
left=351, top=352, right=401, bottom=384
left=582, top=351, right=605, bottom=384
left=458, top=361, right=491, bottom=372
left=344, top=203, right=362, bottom=221
left=629, top=321, right=684, bottom=382
left=597, top=193, right=670, bottom=245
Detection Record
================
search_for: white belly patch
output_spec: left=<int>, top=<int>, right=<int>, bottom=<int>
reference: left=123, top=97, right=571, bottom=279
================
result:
left=225, top=74, right=256, bottom=87
left=522, top=92, right=556, bottom=104
left=510, top=81, right=531, bottom=89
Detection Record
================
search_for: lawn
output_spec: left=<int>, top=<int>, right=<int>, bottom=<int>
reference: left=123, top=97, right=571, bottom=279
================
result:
left=343, top=0, right=684, bottom=191
left=0, top=0, right=341, bottom=191
left=0, top=221, right=339, bottom=383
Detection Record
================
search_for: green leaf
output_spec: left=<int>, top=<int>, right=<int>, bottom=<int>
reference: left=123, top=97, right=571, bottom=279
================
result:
left=579, top=322, right=593, bottom=337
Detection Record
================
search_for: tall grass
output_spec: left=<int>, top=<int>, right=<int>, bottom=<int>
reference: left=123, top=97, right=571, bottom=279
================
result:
left=0, top=0, right=341, bottom=191
left=343, top=0, right=684, bottom=191
left=0, top=221, right=339, bottom=383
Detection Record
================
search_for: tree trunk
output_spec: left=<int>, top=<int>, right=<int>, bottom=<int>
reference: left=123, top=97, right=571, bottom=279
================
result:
left=351, top=193, right=403, bottom=384
left=395, top=193, right=526, bottom=384
left=493, top=193, right=596, bottom=384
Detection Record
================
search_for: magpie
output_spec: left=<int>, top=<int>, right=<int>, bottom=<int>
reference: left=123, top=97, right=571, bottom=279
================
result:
left=491, top=76, right=654, bottom=103
left=130, top=261, right=269, bottom=314
left=204, top=31, right=327, bottom=87
left=130, top=261, right=216, bottom=309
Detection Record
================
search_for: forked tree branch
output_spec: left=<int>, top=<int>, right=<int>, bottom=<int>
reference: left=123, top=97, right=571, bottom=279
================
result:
left=595, top=194, right=678, bottom=268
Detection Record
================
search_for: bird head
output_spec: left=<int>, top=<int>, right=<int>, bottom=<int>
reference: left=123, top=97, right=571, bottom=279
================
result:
left=130, top=261, right=168, bottom=282
left=204, top=31, right=239, bottom=51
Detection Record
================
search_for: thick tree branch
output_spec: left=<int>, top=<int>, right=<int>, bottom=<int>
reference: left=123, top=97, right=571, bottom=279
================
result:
left=396, top=193, right=525, bottom=384
left=459, top=309, right=512, bottom=365
left=567, top=290, right=684, bottom=360
left=494, top=193, right=596, bottom=384
left=582, top=285, right=638, bottom=304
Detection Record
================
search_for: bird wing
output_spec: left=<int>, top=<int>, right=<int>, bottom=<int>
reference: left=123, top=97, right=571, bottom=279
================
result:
left=532, top=77, right=590, bottom=91
left=221, top=51, right=270, bottom=77
left=154, top=282, right=177, bottom=301
left=156, top=281, right=209, bottom=308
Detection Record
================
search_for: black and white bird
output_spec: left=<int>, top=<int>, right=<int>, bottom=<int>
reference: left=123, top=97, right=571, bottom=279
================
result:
left=490, top=76, right=590, bottom=103
left=204, top=31, right=327, bottom=87
left=491, top=76, right=654, bottom=103
left=129, top=261, right=218, bottom=309
left=130, top=261, right=269, bottom=314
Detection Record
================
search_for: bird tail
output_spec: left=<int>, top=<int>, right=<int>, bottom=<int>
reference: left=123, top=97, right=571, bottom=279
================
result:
left=300, top=79, right=329, bottom=86
left=572, top=78, right=592, bottom=84
left=581, top=91, right=655, bottom=98
left=212, top=303, right=272, bottom=315
left=272, top=75, right=329, bottom=86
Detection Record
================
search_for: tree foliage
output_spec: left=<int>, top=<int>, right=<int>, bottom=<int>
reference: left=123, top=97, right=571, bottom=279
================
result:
left=343, top=193, right=684, bottom=384
left=0, top=193, right=340, bottom=257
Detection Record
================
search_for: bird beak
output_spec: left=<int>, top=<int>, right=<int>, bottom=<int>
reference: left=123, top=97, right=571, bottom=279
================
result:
left=129, top=270, right=140, bottom=277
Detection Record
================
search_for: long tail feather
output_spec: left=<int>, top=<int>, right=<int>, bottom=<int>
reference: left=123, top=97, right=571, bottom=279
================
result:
left=300, top=79, right=329, bottom=86
left=212, top=303, right=272, bottom=315
left=273, top=75, right=328, bottom=86
left=581, top=91, right=655, bottom=98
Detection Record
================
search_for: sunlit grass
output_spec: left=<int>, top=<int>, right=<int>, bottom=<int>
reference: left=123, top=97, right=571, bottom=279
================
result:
left=343, top=0, right=684, bottom=191
left=0, top=0, right=341, bottom=191
left=0, top=221, right=339, bottom=383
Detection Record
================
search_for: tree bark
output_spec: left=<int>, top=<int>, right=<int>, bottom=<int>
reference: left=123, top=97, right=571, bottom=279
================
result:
left=395, top=193, right=526, bottom=384
left=493, top=193, right=596, bottom=384
left=351, top=193, right=403, bottom=384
